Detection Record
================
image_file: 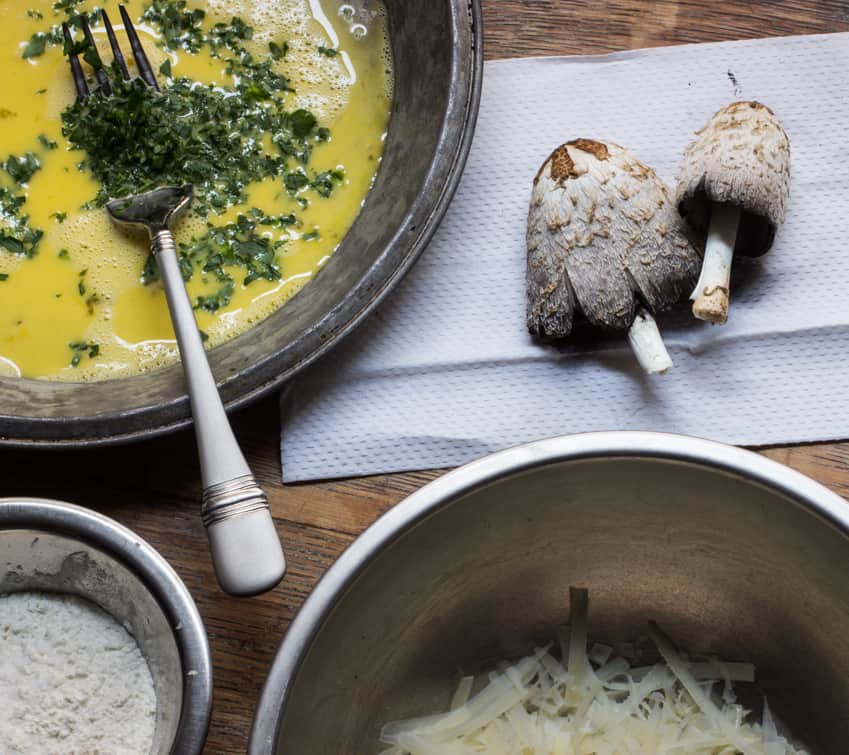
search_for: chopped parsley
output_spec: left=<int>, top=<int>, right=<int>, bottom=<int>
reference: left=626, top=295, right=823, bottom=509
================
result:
left=142, top=215, right=286, bottom=311
left=311, top=168, right=345, bottom=198
left=288, top=109, right=317, bottom=138
left=0, top=186, right=42, bottom=258
left=2, top=153, right=41, bottom=184
left=284, top=167, right=344, bottom=198
left=317, top=45, right=338, bottom=57
left=50, top=211, right=67, bottom=223
left=68, top=340, right=99, bottom=367
left=52, top=0, right=86, bottom=13
left=38, top=134, right=58, bottom=150
left=57, top=248, right=70, bottom=259
left=22, top=33, right=48, bottom=59
left=195, top=279, right=235, bottom=313
left=85, top=292, right=100, bottom=314
left=62, top=74, right=320, bottom=215
left=142, top=0, right=206, bottom=53
left=0, top=273, right=8, bottom=282
left=269, top=40, right=288, bottom=60
left=206, top=16, right=253, bottom=54
left=284, top=169, right=308, bottom=193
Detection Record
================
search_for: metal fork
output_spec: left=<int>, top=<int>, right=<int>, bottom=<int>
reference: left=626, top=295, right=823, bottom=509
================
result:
left=63, top=9, right=286, bottom=597
left=63, top=6, right=159, bottom=99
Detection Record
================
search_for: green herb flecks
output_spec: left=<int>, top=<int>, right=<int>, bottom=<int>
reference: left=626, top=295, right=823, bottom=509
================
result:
left=248, top=207, right=297, bottom=228
left=3, top=153, right=41, bottom=184
left=269, top=40, right=288, bottom=60
left=310, top=168, right=345, bottom=198
left=142, top=0, right=206, bottom=53
left=0, top=273, right=8, bottom=282
left=85, top=293, right=100, bottom=314
left=22, top=33, right=48, bottom=59
left=141, top=215, right=286, bottom=312
left=206, top=16, right=253, bottom=55
left=284, top=169, right=308, bottom=193
left=62, top=73, right=320, bottom=215
left=51, top=211, right=67, bottom=223
left=52, top=0, right=85, bottom=14
left=68, top=340, right=99, bottom=367
left=317, top=45, right=338, bottom=57
left=19, top=3, right=108, bottom=62
left=0, top=187, right=43, bottom=258
left=194, top=279, right=235, bottom=313
left=38, top=134, right=58, bottom=150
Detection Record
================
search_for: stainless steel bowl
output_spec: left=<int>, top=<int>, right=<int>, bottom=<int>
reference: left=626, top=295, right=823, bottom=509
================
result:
left=0, top=0, right=483, bottom=447
left=0, top=498, right=212, bottom=754
left=250, top=432, right=849, bottom=753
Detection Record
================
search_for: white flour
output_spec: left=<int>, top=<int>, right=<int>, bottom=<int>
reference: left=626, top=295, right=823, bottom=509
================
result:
left=0, top=592, right=157, bottom=755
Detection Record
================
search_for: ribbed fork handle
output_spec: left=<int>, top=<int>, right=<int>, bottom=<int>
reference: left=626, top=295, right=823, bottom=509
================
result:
left=153, top=229, right=286, bottom=596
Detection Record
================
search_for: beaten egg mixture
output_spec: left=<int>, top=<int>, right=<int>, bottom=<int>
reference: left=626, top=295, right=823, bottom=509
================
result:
left=0, top=0, right=391, bottom=380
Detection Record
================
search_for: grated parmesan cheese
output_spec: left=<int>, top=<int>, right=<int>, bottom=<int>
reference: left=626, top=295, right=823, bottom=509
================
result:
left=380, top=588, right=807, bottom=755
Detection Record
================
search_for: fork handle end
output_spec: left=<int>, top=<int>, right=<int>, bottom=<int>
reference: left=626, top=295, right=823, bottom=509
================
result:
left=203, top=477, right=286, bottom=597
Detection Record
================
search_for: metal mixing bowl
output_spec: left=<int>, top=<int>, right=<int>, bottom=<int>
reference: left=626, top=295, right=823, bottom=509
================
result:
left=0, top=498, right=212, bottom=754
left=0, top=0, right=483, bottom=447
left=250, top=432, right=849, bottom=753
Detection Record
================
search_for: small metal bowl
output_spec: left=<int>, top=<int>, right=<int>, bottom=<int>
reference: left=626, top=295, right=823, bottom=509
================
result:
left=0, top=498, right=212, bottom=755
left=251, top=432, right=849, bottom=753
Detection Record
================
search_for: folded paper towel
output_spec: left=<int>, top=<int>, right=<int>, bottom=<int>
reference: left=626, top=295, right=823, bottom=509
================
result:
left=281, top=32, right=849, bottom=482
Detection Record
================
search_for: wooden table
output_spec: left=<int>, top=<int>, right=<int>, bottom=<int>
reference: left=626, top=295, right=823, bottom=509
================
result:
left=4, top=2, right=849, bottom=752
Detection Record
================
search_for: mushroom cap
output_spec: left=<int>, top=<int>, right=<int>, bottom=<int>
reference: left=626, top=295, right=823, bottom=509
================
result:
left=674, top=101, right=791, bottom=257
left=527, top=139, right=701, bottom=338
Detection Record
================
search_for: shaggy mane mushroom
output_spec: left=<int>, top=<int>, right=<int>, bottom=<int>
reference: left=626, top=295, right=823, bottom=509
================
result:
left=675, top=101, right=791, bottom=324
left=527, top=139, right=701, bottom=373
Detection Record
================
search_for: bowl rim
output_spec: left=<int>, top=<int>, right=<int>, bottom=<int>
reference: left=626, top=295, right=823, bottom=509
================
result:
left=0, top=0, right=485, bottom=449
left=248, top=430, right=849, bottom=754
left=0, top=497, right=213, bottom=755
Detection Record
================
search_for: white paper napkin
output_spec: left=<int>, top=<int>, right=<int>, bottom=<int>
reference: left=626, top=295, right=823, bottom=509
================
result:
left=280, top=32, right=849, bottom=482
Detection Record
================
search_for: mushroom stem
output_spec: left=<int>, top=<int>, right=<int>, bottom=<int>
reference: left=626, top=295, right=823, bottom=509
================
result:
left=691, top=203, right=741, bottom=324
left=627, top=308, right=673, bottom=374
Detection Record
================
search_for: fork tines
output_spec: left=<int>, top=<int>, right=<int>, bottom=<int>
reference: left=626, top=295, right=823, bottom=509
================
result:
left=118, top=5, right=160, bottom=92
left=79, top=16, right=112, bottom=96
left=101, top=9, right=130, bottom=81
left=64, top=5, right=159, bottom=100
left=62, top=22, right=90, bottom=99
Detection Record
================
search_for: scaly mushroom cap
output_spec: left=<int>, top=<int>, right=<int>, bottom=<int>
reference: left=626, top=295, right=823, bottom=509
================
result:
left=527, top=139, right=700, bottom=337
left=675, top=101, right=791, bottom=257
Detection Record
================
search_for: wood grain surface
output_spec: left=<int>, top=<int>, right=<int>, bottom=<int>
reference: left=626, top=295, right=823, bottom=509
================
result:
left=3, top=2, right=849, bottom=753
